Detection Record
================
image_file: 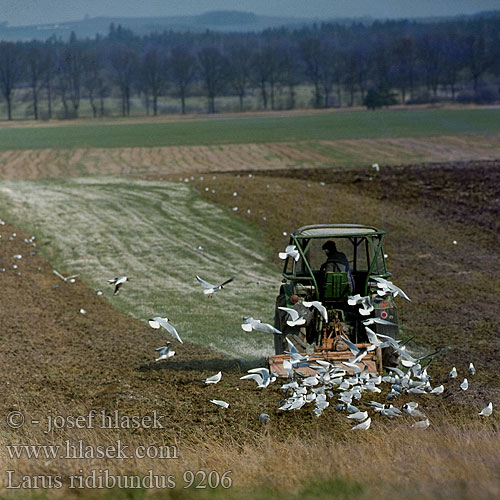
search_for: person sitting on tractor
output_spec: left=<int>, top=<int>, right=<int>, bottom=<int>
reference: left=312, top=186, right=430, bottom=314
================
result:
left=320, top=241, right=355, bottom=293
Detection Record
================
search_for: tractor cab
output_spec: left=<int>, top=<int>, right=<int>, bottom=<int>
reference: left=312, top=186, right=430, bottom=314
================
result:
left=270, top=224, right=400, bottom=375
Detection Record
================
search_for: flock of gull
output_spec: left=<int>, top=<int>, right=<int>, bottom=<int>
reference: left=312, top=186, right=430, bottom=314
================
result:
left=1, top=220, right=494, bottom=429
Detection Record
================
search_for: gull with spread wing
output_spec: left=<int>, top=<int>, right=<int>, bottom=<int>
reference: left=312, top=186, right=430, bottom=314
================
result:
left=149, top=317, right=183, bottom=343
left=195, top=275, right=234, bottom=296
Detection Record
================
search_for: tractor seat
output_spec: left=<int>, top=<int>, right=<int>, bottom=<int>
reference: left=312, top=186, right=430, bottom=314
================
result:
left=322, top=272, right=350, bottom=302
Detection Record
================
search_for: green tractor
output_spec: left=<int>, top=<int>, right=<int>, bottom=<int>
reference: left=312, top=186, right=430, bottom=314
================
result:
left=269, top=224, right=400, bottom=375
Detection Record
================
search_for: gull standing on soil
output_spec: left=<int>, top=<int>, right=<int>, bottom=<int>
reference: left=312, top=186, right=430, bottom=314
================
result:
left=352, top=417, right=371, bottom=430
left=449, top=366, right=458, bottom=378
left=347, top=411, right=369, bottom=422
left=478, top=402, right=493, bottom=417
left=460, top=378, right=469, bottom=391
left=278, top=245, right=300, bottom=261
left=430, top=384, right=444, bottom=394
left=195, top=275, right=235, bottom=296
left=278, top=306, right=306, bottom=327
left=302, top=300, right=328, bottom=322
left=155, top=343, right=175, bottom=361
left=149, top=317, right=183, bottom=343
left=203, top=371, right=222, bottom=384
left=108, top=276, right=129, bottom=295
left=468, top=362, right=476, bottom=375
left=241, top=317, right=282, bottom=335
left=411, top=419, right=430, bottom=429
left=210, top=400, right=229, bottom=408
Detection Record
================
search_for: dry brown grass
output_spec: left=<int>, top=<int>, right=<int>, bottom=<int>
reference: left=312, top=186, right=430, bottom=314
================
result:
left=1, top=409, right=498, bottom=499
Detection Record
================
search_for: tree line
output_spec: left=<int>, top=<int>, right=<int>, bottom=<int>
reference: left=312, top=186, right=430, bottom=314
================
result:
left=0, top=14, right=499, bottom=120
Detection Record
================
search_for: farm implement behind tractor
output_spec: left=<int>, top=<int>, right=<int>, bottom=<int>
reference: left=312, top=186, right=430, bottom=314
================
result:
left=268, top=224, right=401, bottom=377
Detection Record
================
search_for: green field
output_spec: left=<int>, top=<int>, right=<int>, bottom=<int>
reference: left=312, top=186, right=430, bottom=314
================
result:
left=1, top=108, right=499, bottom=151
left=0, top=177, right=280, bottom=359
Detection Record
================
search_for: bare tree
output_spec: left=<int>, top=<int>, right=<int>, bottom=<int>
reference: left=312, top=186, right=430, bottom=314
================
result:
left=463, top=31, right=493, bottom=93
left=0, top=42, right=23, bottom=120
left=441, top=32, right=466, bottom=100
left=264, top=42, right=284, bottom=110
left=168, top=46, right=197, bottom=114
left=62, top=34, right=84, bottom=118
left=227, top=42, right=252, bottom=111
left=25, top=45, right=47, bottom=120
left=141, top=48, right=165, bottom=116
left=391, top=36, right=417, bottom=103
left=43, top=40, right=57, bottom=119
left=417, top=35, right=443, bottom=96
left=300, top=38, right=323, bottom=108
left=83, top=50, right=108, bottom=118
left=279, top=44, right=301, bottom=109
left=197, top=47, right=228, bottom=114
left=251, top=46, right=270, bottom=109
left=109, top=45, right=138, bottom=117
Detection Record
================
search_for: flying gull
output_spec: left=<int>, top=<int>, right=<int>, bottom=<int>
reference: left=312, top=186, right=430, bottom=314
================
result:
left=241, top=317, right=282, bottom=335
left=302, top=300, right=328, bottom=322
left=53, top=269, right=80, bottom=283
left=278, top=245, right=300, bottom=262
left=155, top=343, right=175, bottom=361
left=195, top=275, right=234, bottom=296
left=149, top=317, right=183, bottom=343
left=278, top=306, right=306, bottom=327
left=108, top=276, right=129, bottom=295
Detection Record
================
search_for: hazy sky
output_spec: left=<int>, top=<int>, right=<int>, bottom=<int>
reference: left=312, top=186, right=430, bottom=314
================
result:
left=2, top=0, right=499, bottom=26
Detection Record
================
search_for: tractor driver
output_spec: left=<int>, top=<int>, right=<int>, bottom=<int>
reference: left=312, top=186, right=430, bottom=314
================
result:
left=320, top=241, right=355, bottom=293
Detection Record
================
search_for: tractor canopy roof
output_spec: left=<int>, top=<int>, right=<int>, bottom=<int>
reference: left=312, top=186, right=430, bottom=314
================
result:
left=292, top=224, right=385, bottom=239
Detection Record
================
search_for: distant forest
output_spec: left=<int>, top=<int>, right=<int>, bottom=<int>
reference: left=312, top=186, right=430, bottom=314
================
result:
left=0, top=14, right=499, bottom=120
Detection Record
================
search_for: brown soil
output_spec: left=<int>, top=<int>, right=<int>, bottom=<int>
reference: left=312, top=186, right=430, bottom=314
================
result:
left=0, top=160, right=498, bottom=462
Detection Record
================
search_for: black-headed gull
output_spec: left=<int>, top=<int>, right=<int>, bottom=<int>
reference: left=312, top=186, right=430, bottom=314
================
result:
left=411, top=418, right=430, bottom=429
left=53, top=269, right=79, bottom=283
left=352, top=417, right=371, bottom=430
left=478, top=402, right=493, bottom=416
left=149, top=317, right=183, bottom=343
left=155, top=343, right=175, bottom=361
left=430, top=384, right=444, bottom=394
left=210, top=399, right=229, bottom=408
left=240, top=368, right=275, bottom=388
left=347, top=411, right=369, bottom=422
left=203, top=371, right=222, bottom=384
left=347, top=294, right=374, bottom=316
left=302, top=300, right=328, bottom=322
left=108, top=276, right=129, bottom=295
left=362, top=317, right=398, bottom=327
left=278, top=306, right=306, bottom=327
left=371, top=277, right=410, bottom=301
left=241, top=317, right=281, bottom=335
left=278, top=245, right=300, bottom=261
left=468, top=362, right=476, bottom=375
left=195, top=275, right=234, bottom=296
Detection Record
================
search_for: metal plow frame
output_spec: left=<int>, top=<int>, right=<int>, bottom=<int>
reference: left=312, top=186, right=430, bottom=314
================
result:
left=267, top=345, right=383, bottom=378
